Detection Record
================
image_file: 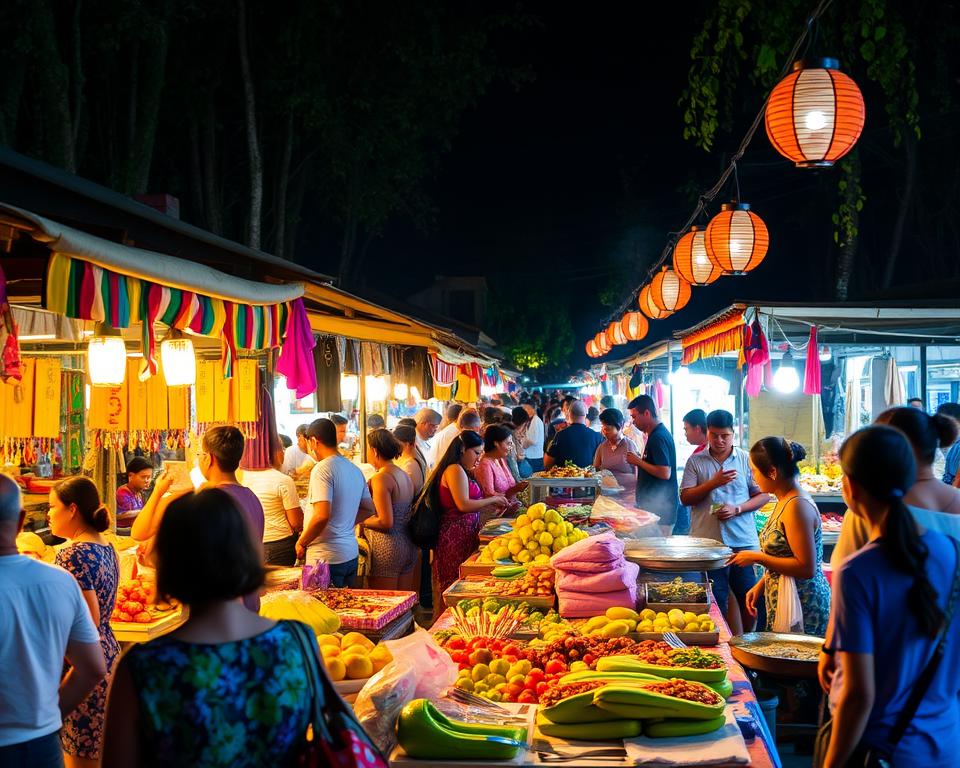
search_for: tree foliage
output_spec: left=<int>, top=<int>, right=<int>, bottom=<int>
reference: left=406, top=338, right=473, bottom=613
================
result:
left=486, top=286, right=574, bottom=379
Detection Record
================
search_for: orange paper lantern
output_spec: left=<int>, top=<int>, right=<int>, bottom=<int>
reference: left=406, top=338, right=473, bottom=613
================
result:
left=586, top=339, right=600, bottom=357
left=704, top=202, right=769, bottom=275
left=765, top=58, right=865, bottom=168
left=673, top=226, right=722, bottom=286
left=649, top=267, right=692, bottom=313
left=620, top=312, right=648, bottom=341
left=607, top=320, right=628, bottom=346
left=638, top=284, right=672, bottom=320
left=595, top=331, right=612, bottom=354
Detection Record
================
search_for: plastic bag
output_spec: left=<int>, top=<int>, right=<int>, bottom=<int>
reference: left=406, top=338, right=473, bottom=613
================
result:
left=591, top=495, right=660, bottom=537
left=301, top=560, right=331, bottom=590
left=772, top=573, right=804, bottom=632
left=353, top=627, right=458, bottom=754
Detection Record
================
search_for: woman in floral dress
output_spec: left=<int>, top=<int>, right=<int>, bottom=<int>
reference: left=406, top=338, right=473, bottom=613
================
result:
left=729, top=437, right=830, bottom=635
left=50, top=476, right=120, bottom=767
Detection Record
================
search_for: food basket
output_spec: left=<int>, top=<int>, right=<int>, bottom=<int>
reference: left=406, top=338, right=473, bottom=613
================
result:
left=641, top=580, right=712, bottom=613
left=459, top=551, right=506, bottom=577
left=310, top=589, right=417, bottom=631
left=442, top=575, right=556, bottom=609
left=729, top=631, right=824, bottom=678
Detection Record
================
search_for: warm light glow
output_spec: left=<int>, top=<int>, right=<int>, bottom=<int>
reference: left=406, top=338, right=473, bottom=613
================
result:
left=365, top=375, right=388, bottom=402
left=819, top=346, right=832, bottom=362
left=620, top=312, right=648, bottom=342
left=606, top=320, right=628, bottom=346
left=672, top=226, right=722, bottom=287
left=393, top=382, right=409, bottom=400
left=649, top=267, right=692, bottom=313
left=340, top=374, right=359, bottom=400
left=704, top=202, right=769, bottom=275
left=160, top=337, right=196, bottom=386
left=19, top=333, right=57, bottom=341
left=88, top=332, right=126, bottom=386
left=805, top=110, right=827, bottom=131
left=410, top=386, right=422, bottom=401
left=774, top=353, right=800, bottom=394
left=638, top=284, right=672, bottom=320
left=668, top=366, right=689, bottom=385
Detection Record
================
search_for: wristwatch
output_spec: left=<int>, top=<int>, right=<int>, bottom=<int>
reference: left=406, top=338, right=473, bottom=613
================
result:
left=735, top=505, right=742, bottom=516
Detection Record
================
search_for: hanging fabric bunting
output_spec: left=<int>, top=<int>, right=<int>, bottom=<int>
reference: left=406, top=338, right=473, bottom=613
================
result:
left=429, top=354, right=458, bottom=386
left=0, top=263, right=23, bottom=383
left=743, top=317, right=771, bottom=397
left=681, top=309, right=745, bottom=365
left=803, top=326, right=822, bottom=395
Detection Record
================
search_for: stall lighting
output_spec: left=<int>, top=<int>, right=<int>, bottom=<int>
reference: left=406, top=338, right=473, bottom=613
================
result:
left=87, top=323, right=126, bottom=386
left=638, top=284, right=672, bottom=320
left=19, top=333, right=58, bottom=341
left=393, top=382, right=409, bottom=400
left=672, top=227, right=722, bottom=286
left=620, top=312, right=648, bottom=342
left=818, top=345, right=832, bottom=362
left=160, top=330, right=196, bottom=387
left=765, top=58, right=865, bottom=168
left=774, top=352, right=801, bottom=394
left=649, top=267, right=692, bottom=313
left=365, top=375, right=388, bottom=402
left=606, top=320, right=628, bottom=346
left=595, top=331, right=612, bottom=354
left=410, top=386, right=422, bottom=402
left=586, top=339, right=601, bottom=358
left=668, top=366, right=689, bottom=385
left=704, top=202, right=769, bottom=275
left=340, top=374, right=359, bottom=400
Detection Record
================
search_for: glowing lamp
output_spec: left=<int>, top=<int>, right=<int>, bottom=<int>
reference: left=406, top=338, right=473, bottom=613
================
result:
left=340, top=374, right=359, bottom=400
left=393, top=382, right=409, bottom=400
left=649, top=267, right=692, bottom=313
left=620, top=312, right=648, bottom=342
left=673, top=226, right=722, bottom=286
left=774, top=352, right=801, bottom=394
left=586, top=339, right=601, bottom=358
left=819, top=346, right=832, bottom=362
left=638, top=284, right=672, bottom=320
left=595, top=332, right=612, bottom=354
left=365, top=375, right=388, bottom=401
left=87, top=323, right=126, bottom=386
left=705, top=202, right=769, bottom=275
left=607, top=320, right=628, bottom=346
left=160, top=330, right=196, bottom=386
left=410, top=386, right=422, bottom=401
left=765, top=58, right=865, bottom=168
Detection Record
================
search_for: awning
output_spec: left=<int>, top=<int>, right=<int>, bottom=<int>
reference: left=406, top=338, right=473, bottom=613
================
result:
left=680, top=308, right=745, bottom=365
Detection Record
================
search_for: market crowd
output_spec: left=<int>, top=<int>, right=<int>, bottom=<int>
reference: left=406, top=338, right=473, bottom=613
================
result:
left=1, top=394, right=960, bottom=766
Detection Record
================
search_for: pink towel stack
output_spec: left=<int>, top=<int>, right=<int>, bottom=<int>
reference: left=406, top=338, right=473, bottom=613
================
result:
left=550, top=533, right=640, bottom=617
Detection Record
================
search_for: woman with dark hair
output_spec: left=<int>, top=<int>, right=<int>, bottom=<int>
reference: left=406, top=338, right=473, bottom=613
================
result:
left=363, top=429, right=417, bottom=591
left=475, top=425, right=526, bottom=502
left=511, top=406, right=533, bottom=478
left=424, top=431, right=508, bottom=593
left=393, top=425, right=426, bottom=496
left=593, top=408, right=639, bottom=502
left=103, top=488, right=314, bottom=767
left=49, top=476, right=119, bottom=768
left=116, top=456, right=154, bottom=525
left=818, top=426, right=960, bottom=768
left=730, top=437, right=830, bottom=635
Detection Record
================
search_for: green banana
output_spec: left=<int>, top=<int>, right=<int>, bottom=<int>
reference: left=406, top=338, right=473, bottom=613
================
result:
left=643, top=715, right=727, bottom=738
left=540, top=689, right=614, bottom=724
left=398, top=699, right=524, bottom=760
left=536, top=713, right=643, bottom=741
left=492, top=565, right=526, bottom=579
left=596, top=655, right=728, bottom=683
left=593, top=685, right=725, bottom=721
left=707, top=677, right=734, bottom=699
left=559, top=670, right=663, bottom=686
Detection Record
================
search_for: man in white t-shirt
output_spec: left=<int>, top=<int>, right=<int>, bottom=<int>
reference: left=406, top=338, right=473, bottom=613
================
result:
left=241, top=447, right=304, bottom=567
left=282, top=424, right=316, bottom=477
left=522, top=403, right=545, bottom=472
left=296, top=418, right=375, bottom=587
left=430, top=408, right=481, bottom=467
left=0, top=473, right=107, bottom=766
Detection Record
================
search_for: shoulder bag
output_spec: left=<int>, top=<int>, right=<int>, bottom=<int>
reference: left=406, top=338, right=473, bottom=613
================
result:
left=287, top=620, right=389, bottom=768
left=408, top=486, right=441, bottom=549
left=814, top=537, right=960, bottom=767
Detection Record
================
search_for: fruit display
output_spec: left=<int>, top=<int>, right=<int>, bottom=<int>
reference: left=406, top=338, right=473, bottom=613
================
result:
left=310, top=588, right=417, bottom=631
left=315, top=631, right=392, bottom=682
left=596, top=645, right=727, bottom=682
left=110, top=578, right=177, bottom=624
left=476, top=503, right=589, bottom=565
left=450, top=601, right=530, bottom=640
left=534, top=464, right=600, bottom=479
left=397, top=699, right=526, bottom=760
left=495, top=567, right=555, bottom=597
left=259, top=590, right=340, bottom=634
left=636, top=607, right=716, bottom=634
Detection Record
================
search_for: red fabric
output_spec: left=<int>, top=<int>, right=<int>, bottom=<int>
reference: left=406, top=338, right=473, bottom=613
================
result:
left=78, top=263, right=97, bottom=321
left=429, top=354, right=458, bottom=386
left=803, top=326, right=822, bottom=395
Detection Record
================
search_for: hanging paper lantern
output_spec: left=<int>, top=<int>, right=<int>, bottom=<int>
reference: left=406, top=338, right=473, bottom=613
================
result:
left=595, top=331, right=612, bottom=354
left=606, top=320, right=628, bottom=346
left=87, top=323, right=126, bottom=386
left=705, top=202, right=769, bottom=275
left=160, top=330, right=196, bottom=387
left=638, top=284, right=672, bottom=320
left=620, top=312, right=648, bottom=342
left=673, top=226, right=722, bottom=286
left=765, top=58, right=865, bottom=168
left=649, top=267, right=692, bottom=313
left=586, top=339, right=600, bottom=358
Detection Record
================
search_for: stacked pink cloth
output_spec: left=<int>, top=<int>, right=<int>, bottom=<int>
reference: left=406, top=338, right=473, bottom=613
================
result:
left=550, top=533, right=639, bottom=617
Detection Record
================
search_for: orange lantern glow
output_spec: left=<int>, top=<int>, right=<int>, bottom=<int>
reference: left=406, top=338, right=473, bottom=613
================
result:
left=765, top=58, right=865, bottom=168
left=673, top=226, right=722, bottom=286
left=586, top=339, right=601, bottom=357
left=649, top=267, right=692, bottom=313
left=638, top=284, right=672, bottom=320
left=595, top=331, right=612, bottom=354
left=704, top=202, right=769, bottom=275
left=620, top=311, right=648, bottom=342
left=607, top=320, right=628, bottom=346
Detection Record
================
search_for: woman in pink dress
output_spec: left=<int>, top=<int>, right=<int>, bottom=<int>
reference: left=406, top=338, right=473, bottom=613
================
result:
left=425, top=430, right=508, bottom=594
left=593, top=408, right=639, bottom=502
left=475, top=425, right=527, bottom=500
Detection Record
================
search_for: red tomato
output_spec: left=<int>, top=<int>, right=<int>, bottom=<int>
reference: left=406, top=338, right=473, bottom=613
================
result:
left=535, top=681, right=550, bottom=697
left=545, top=660, right=567, bottom=675
left=473, top=638, right=489, bottom=649
left=523, top=679, right=539, bottom=693
left=517, top=690, right=537, bottom=704
left=446, top=637, right=466, bottom=651
left=505, top=683, right=523, bottom=698
left=583, top=653, right=596, bottom=667
left=504, top=655, right=518, bottom=665
left=527, top=668, right=546, bottom=682
left=502, top=643, right=521, bottom=658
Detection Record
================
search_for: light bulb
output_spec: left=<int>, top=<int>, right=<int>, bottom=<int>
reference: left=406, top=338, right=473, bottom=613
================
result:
left=818, top=346, right=832, bottom=362
left=160, top=336, right=196, bottom=386
left=88, top=328, right=126, bottom=386
left=393, top=382, right=409, bottom=400
left=805, top=110, right=827, bottom=131
left=774, top=353, right=800, bottom=394
left=340, top=375, right=358, bottom=400
left=410, top=386, right=421, bottom=402
left=365, top=375, right=388, bottom=402
left=729, top=240, right=741, bottom=254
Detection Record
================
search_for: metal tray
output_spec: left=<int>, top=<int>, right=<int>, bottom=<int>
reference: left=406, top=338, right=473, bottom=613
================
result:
left=527, top=476, right=601, bottom=487
left=729, top=631, right=824, bottom=678
left=624, top=536, right=732, bottom=572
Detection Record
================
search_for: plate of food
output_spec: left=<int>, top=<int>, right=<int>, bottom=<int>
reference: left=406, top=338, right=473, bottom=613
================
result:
left=729, top=631, right=824, bottom=678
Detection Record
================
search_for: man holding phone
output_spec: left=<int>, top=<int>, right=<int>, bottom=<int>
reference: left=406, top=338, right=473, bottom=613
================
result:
left=680, top=409, right=770, bottom=633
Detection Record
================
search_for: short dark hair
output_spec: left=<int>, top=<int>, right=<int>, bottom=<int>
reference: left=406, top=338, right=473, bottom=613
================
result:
left=706, top=410, right=734, bottom=431
left=908, top=397, right=924, bottom=406
left=367, top=414, right=386, bottom=429
left=329, top=414, right=349, bottom=426
left=586, top=406, right=599, bottom=421
left=156, top=488, right=264, bottom=605
left=445, top=403, right=464, bottom=421
left=483, top=424, right=512, bottom=453
left=628, top=394, right=658, bottom=418
left=397, top=417, right=417, bottom=428
left=203, top=426, right=245, bottom=473
left=458, top=408, right=481, bottom=430
left=682, top=409, right=707, bottom=432
left=599, top=408, right=624, bottom=429
left=295, top=424, right=309, bottom=438
left=511, top=406, right=530, bottom=427
left=600, top=395, right=616, bottom=410
left=393, top=425, right=416, bottom=446
left=54, top=476, right=110, bottom=533
left=936, top=402, right=960, bottom=421
left=279, top=434, right=292, bottom=449
left=126, top=456, right=153, bottom=477
left=482, top=407, right=502, bottom=426
left=368, top=428, right=402, bottom=460
left=307, top=418, right=338, bottom=448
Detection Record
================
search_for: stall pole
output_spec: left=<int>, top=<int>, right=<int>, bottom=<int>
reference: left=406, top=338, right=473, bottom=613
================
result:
left=813, top=393, right=821, bottom=473
left=358, top=350, right=368, bottom=463
left=920, top=345, right=928, bottom=409
left=735, top=365, right=745, bottom=449
left=667, top=348, right=675, bottom=438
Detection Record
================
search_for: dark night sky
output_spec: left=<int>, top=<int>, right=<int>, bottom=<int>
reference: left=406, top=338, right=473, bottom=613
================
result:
left=355, top=2, right=850, bottom=372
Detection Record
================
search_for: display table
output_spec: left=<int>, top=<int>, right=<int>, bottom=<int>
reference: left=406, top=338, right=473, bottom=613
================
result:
left=423, top=600, right=780, bottom=768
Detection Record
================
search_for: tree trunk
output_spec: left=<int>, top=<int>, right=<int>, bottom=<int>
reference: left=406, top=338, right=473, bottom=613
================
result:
left=33, top=0, right=76, bottom=173
left=881, top=132, right=918, bottom=290
left=187, top=115, right=205, bottom=224
left=202, top=100, right=222, bottom=235
left=834, top=151, right=861, bottom=301
left=237, top=0, right=262, bottom=249
left=274, top=111, right=294, bottom=258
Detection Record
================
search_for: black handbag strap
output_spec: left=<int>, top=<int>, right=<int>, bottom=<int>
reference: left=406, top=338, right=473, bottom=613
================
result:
left=886, top=536, right=960, bottom=749
left=288, top=620, right=333, bottom=744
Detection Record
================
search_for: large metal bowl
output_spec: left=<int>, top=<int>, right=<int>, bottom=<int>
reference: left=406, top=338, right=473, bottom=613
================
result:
left=729, top=631, right=824, bottom=678
left=624, top=536, right=733, bottom=571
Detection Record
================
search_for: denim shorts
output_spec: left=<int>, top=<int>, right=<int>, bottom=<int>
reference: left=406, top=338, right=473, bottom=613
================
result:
left=329, top=557, right=358, bottom=588
left=710, top=546, right=760, bottom=611
left=0, top=732, right=64, bottom=768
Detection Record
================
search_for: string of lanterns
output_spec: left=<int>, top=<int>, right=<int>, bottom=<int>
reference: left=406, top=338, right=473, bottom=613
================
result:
left=585, top=0, right=865, bottom=359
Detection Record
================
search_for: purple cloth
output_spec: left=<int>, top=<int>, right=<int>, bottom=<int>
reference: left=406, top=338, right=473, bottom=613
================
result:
left=554, top=560, right=639, bottom=593
left=241, top=385, right=281, bottom=470
left=220, top=484, right=265, bottom=612
left=276, top=297, right=317, bottom=398
left=557, top=584, right=638, bottom=618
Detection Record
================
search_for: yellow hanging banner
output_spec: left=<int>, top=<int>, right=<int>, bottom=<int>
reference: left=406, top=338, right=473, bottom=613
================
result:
left=236, top=359, right=258, bottom=422
left=168, top=386, right=189, bottom=430
left=195, top=360, right=216, bottom=423
left=89, top=380, right=128, bottom=432
left=33, top=359, right=61, bottom=438
left=214, top=361, right=231, bottom=422
left=145, top=362, right=168, bottom=430
left=6, top=359, right=35, bottom=438
left=126, top=359, right=149, bottom=431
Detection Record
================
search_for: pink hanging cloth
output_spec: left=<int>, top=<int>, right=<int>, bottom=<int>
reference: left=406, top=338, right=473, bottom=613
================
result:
left=742, top=318, right=770, bottom=397
left=276, top=297, right=317, bottom=398
left=803, top=326, right=822, bottom=395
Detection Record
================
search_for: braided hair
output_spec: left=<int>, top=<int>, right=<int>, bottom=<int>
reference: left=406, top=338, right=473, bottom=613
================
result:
left=840, top=425, right=944, bottom=638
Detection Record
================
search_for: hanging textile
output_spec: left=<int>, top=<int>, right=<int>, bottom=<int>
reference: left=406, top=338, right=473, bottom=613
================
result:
left=0, top=263, right=22, bottom=382
left=402, top=347, right=433, bottom=400
left=454, top=363, right=482, bottom=403
left=681, top=309, right=745, bottom=365
left=882, top=357, right=905, bottom=409
left=338, top=337, right=361, bottom=375
left=430, top=354, right=458, bottom=386
left=241, top=384, right=281, bottom=470
left=653, top=379, right=664, bottom=410
left=803, top=327, right=822, bottom=395
left=45, top=252, right=310, bottom=386
left=276, top=299, right=317, bottom=398
left=361, top=342, right=384, bottom=376
left=314, top=336, right=342, bottom=412
left=743, top=318, right=771, bottom=398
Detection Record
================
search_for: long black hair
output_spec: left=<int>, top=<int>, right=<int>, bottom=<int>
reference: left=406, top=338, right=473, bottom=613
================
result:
left=417, top=430, right=484, bottom=512
left=840, top=425, right=944, bottom=638
left=876, top=406, right=960, bottom=467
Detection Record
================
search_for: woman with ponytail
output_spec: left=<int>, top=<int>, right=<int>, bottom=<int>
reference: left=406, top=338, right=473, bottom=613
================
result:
left=50, top=476, right=120, bottom=767
left=819, top=426, right=960, bottom=768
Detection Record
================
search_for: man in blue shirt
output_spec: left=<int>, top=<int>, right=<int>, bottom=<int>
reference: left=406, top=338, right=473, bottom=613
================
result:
left=680, top=410, right=770, bottom=633
left=545, top=400, right=603, bottom=469
left=626, top=395, right=680, bottom=536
